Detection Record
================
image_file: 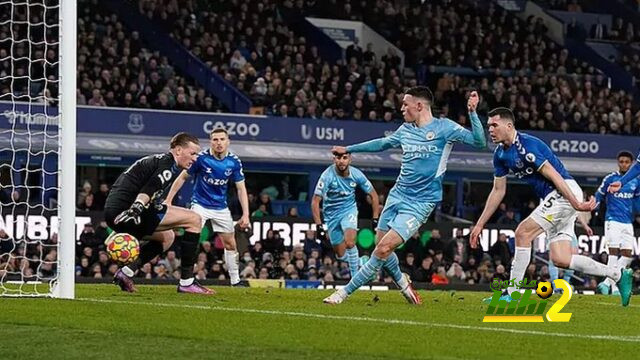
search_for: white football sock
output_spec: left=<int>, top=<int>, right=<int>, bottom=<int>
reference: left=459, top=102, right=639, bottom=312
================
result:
left=570, top=255, right=620, bottom=282
left=179, top=277, right=194, bottom=286
left=122, top=266, right=134, bottom=278
left=618, top=256, right=633, bottom=269
left=507, top=246, right=531, bottom=295
left=604, top=253, right=618, bottom=287
left=224, top=249, right=240, bottom=285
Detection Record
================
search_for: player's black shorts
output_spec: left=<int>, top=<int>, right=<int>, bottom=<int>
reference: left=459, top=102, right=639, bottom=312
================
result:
left=104, top=203, right=168, bottom=240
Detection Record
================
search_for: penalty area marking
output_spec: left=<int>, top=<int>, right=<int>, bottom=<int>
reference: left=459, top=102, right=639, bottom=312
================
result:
left=78, top=297, right=640, bottom=343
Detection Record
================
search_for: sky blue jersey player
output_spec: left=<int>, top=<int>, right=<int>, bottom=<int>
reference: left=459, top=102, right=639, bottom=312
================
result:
left=595, top=151, right=640, bottom=295
left=311, top=153, right=380, bottom=278
left=166, top=128, right=250, bottom=286
left=324, top=86, right=487, bottom=305
left=469, top=107, right=633, bottom=307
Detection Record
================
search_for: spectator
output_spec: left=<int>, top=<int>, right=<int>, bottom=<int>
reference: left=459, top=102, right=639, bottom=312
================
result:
left=490, top=234, right=513, bottom=269
left=302, top=230, right=322, bottom=258
left=496, top=209, right=518, bottom=226
left=426, top=229, right=446, bottom=256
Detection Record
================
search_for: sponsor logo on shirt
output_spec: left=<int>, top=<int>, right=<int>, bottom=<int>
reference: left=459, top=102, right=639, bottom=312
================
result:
left=204, top=177, right=229, bottom=186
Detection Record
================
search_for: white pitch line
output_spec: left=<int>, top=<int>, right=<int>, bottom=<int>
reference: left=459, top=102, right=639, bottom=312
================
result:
left=78, top=297, right=640, bottom=343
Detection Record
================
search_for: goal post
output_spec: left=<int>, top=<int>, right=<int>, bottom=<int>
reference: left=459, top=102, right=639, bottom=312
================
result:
left=0, top=0, right=76, bottom=298
left=55, top=0, right=76, bottom=299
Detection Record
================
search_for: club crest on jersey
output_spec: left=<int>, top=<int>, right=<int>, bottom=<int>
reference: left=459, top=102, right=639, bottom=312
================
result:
left=515, top=159, right=524, bottom=168
left=525, top=153, right=536, bottom=163
left=426, top=131, right=436, bottom=140
left=350, top=181, right=357, bottom=187
left=224, top=168, right=233, bottom=177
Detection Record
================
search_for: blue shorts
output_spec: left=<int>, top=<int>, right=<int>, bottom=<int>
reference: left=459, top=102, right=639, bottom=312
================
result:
left=377, top=194, right=436, bottom=242
left=324, top=208, right=358, bottom=246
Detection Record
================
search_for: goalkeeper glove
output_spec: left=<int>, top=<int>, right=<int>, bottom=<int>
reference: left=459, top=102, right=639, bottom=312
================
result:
left=315, top=224, right=327, bottom=241
left=114, top=201, right=145, bottom=225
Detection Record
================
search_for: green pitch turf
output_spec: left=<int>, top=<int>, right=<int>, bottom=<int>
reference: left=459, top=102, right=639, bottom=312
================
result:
left=1, top=285, right=639, bottom=360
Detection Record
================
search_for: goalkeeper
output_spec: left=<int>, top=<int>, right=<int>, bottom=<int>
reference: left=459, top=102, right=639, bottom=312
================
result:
left=104, top=132, right=213, bottom=295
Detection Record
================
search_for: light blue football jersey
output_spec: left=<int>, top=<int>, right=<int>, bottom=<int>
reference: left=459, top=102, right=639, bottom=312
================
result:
left=346, top=114, right=486, bottom=202
left=314, top=165, right=373, bottom=220
left=188, top=149, right=244, bottom=210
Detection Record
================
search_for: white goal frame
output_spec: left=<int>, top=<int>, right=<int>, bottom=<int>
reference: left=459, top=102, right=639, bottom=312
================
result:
left=53, top=0, right=76, bottom=299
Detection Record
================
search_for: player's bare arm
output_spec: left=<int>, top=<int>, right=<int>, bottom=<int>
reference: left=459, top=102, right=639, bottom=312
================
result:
left=164, top=170, right=189, bottom=205
left=577, top=212, right=594, bottom=236
left=235, top=180, right=250, bottom=228
left=311, top=194, right=326, bottom=240
left=369, top=188, right=380, bottom=222
left=470, top=176, right=507, bottom=248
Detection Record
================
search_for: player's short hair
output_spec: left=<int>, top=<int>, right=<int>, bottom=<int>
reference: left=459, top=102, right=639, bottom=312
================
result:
left=405, top=86, right=434, bottom=105
left=170, top=132, right=199, bottom=148
left=488, top=107, right=515, bottom=123
left=617, top=150, right=634, bottom=160
left=210, top=127, right=229, bottom=138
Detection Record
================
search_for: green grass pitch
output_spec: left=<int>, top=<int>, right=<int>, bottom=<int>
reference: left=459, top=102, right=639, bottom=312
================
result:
left=1, top=285, right=638, bottom=359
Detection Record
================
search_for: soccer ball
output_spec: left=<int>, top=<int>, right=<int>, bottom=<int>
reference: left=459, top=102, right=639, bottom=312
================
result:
left=105, top=232, right=140, bottom=265
left=536, top=281, right=553, bottom=299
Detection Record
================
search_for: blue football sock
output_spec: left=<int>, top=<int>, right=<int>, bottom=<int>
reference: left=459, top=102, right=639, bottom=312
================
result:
left=345, top=246, right=360, bottom=279
left=549, top=260, right=559, bottom=282
left=563, top=269, right=574, bottom=284
left=383, top=252, right=406, bottom=287
left=344, top=254, right=385, bottom=295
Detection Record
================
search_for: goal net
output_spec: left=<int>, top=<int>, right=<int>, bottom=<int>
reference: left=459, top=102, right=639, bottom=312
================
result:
left=0, top=0, right=75, bottom=298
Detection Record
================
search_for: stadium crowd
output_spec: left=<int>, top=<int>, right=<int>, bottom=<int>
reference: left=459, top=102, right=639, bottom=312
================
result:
left=3, top=0, right=639, bottom=134
left=75, top=0, right=224, bottom=112
left=131, top=0, right=640, bottom=134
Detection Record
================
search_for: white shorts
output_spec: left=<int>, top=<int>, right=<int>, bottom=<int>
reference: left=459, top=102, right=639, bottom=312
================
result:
left=191, top=204, right=234, bottom=233
left=530, top=179, right=583, bottom=244
left=605, top=220, right=634, bottom=250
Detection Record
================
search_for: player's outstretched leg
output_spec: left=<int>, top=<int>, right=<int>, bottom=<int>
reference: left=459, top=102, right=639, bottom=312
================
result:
left=483, top=219, right=538, bottom=304
left=550, top=241, right=632, bottom=306
left=114, top=230, right=174, bottom=293
left=600, top=249, right=619, bottom=295
left=343, top=229, right=360, bottom=279
left=548, top=260, right=562, bottom=294
left=382, top=252, right=419, bottom=304
left=158, top=206, right=214, bottom=294
left=345, top=246, right=360, bottom=278
left=177, top=230, right=214, bottom=294
left=324, top=229, right=420, bottom=305
left=220, top=233, right=244, bottom=286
